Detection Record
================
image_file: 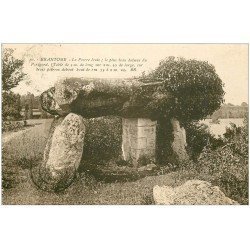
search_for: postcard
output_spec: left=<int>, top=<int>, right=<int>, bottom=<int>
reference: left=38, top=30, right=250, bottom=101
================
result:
left=1, top=44, right=248, bottom=205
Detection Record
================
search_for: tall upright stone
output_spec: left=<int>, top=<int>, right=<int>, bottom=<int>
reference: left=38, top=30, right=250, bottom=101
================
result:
left=171, top=118, right=188, bottom=162
left=31, top=113, right=85, bottom=192
left=122, top=118, right=157, bottom=166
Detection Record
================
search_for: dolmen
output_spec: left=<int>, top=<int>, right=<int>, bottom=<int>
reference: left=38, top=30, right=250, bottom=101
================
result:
left=32, top=77, right=188, bottom=191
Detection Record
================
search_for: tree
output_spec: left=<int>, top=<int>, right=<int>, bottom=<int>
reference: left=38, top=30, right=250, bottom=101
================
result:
left=2, top=91, right=22, bottom=119
left=2, top=48, right=26, bottom=91
left=145, top=57, right=225, bottom=122
left=241, top=102, right=248, bottom=107
left=2, top=48, right=26, bottom=120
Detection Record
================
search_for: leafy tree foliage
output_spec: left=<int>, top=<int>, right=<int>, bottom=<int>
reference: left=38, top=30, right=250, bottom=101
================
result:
left=2, top=91, right=22, bottom=119
left=2, top=48, right=26, bottom=91
left=145, top=57, right=225, bottom=122
left=2, top=48, right=26, bottom=120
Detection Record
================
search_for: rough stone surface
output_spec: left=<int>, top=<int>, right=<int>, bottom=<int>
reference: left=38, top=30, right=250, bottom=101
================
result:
left=122, top=118, right=157, bottom=166
left=153, top=180, right=239, bottom=205
left=32, top=113, right=85, bottom=191
left=40, top=77, right=163, bottom=118
left=171, top=118, right=189, bottom=162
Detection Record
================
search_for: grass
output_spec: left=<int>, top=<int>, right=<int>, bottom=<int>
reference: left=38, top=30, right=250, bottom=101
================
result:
left=2, top=168, right=199, bottom=205
left=2, top=119, right=52, bottom=191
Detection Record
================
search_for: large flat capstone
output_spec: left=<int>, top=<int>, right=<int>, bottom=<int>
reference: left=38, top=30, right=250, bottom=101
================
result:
left=40, top=77, right=165, bottom=119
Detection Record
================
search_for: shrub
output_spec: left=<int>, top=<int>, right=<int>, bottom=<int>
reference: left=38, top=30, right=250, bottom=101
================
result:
left=2, top=120, right=25, bottom=132
left=223, top=116, right=248, bottom=158
left=195, top=118, right=248, bottom=204
left=185, top=121, right=223, bottom=160
left=82, top=116, right=122, bottom=164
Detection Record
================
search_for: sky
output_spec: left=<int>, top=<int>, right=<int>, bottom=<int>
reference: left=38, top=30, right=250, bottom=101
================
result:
left=3, top=44, right=248, bottom=105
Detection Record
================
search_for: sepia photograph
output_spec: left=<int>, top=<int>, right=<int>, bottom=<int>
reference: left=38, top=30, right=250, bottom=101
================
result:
left=1, top=44, right=248, bottom=205
left=1, top=1, right=250, bottom=249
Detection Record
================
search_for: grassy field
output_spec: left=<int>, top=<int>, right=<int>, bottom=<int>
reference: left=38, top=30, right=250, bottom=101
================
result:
left=2, top=119, right=202, bottom=205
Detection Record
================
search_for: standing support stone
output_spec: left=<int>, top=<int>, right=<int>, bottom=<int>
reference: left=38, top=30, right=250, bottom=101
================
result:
left=31, top=113, right=85, bottom=192
left=171, top=118, right=189, bottom=162
left=122, top=118, right=157, bottom=166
